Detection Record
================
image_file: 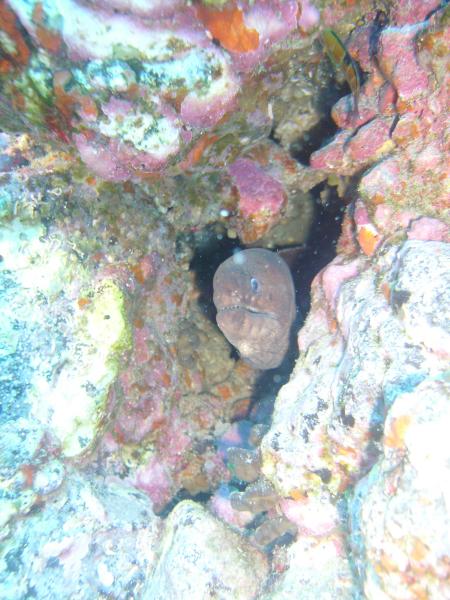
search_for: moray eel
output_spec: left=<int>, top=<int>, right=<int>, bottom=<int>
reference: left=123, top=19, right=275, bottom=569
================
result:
left=213, top=248, right=296, bottom=370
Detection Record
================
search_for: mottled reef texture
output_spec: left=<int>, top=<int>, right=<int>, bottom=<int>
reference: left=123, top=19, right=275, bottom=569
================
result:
left=0, top=0, right=449, bottom=599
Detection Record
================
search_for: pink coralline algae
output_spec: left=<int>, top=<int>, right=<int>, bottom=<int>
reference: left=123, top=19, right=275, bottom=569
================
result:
left=134, top=455, right=172, bottom=510
left=222, top=140, right=316, bottom=245
left=297, top=0, right=320, bottom=32
left=311, top=0, right=448, bottom=231
left=94, top=249, right=257, bottom=509
left=308, top=1, right=449, bottom=267
left=1, top=0, right=302, bottom=181
left=228, top=158, right=287, bottom=243
left=407, top=217, right=450, bottom=242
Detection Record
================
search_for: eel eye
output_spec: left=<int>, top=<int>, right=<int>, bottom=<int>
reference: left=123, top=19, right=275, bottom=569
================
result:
left=250, top=277, right=260, bottom=293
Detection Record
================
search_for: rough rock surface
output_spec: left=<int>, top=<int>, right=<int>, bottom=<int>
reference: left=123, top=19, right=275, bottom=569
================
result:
left=0, top=0, right=302, bottom=181
left=351, top=376, right=450, bottom=599
left=261, top=241, right=449, bottom=497
left=262, top=533, right=355, bottom=599
left=144, top=500, right=269, bottom=600
left=0, top=470, right=161, bottom=599
left=257, top=238, right=450, bottom=597
left=0, top=155, right=263, bottom=524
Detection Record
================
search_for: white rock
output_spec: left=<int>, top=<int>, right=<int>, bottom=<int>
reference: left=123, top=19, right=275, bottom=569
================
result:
left=144, top=500, right=269, bottom=600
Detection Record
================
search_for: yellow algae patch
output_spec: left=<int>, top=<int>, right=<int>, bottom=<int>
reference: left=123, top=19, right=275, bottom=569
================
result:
left=33, top=279, right=131, bottom=458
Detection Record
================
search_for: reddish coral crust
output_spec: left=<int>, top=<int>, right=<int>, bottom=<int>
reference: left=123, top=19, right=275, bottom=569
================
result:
left=196, top=3, right=259, bottom=53
left=0, top=1, right=30, bottom=73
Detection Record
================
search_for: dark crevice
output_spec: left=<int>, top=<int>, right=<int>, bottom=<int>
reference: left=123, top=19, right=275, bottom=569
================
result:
left=289, top=116, right=339, bottom=165
left=157, top=489, right=213, bottom=518
left=287, top=80, right=348, bottom=164
left=189, top=229, right=242, bottom=324
left=189, top=184, right=345, bottom=421
left=166, top=190, right=345, bottom=516
left=294, top=184, right=346, bottom=316
left=249, top=186, right=345, bottom=413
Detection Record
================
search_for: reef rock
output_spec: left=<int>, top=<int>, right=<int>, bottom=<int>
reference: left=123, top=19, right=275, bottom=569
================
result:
left=262, top=533, right=355, bottom=599
left=261, top=241, right=449, bottom=497
left=143, top=500, right=269, bottom=600
left=311, top=0, right=448, bottom=237
left=0, top=0, right=302, bottom=181
left=351, top=376, right=450, bottom=598
left=0, top=135, right=260, bottom=532
left=0, top=470, right=161, bottom=599
left=260, top=239, right=449, bottom=596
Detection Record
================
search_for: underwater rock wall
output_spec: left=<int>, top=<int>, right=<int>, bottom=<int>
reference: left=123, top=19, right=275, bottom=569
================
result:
left=261, top=240, right=449, bottom=598
left=0, top=0, right=449, bottom=598
left=0, top=0, right=303, bottom=181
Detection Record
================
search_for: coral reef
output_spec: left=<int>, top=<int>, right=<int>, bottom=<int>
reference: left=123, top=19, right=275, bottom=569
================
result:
left=310, top=0, right=448, bottom=243
left=256, top=1, right=450, bottom=597
left=261, top=241, right=449, bottom=496
left=0, top=469, right=161, bottom=598
left=0, top=144, right=264, bottom=525
left=0, top=0, right=301, bottom=181
left=259, top=240, right=449, bottom=596
left=0, top=0, right=449, bottom=598
left=0, top=0, right=318, bottom=245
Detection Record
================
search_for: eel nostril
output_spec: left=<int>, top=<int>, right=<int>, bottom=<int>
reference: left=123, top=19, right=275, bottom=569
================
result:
left=250, top=277, right=260, bottom=293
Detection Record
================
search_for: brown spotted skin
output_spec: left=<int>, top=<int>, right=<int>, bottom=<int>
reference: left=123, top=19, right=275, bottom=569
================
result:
left=213, top=248, right=296, bottom=369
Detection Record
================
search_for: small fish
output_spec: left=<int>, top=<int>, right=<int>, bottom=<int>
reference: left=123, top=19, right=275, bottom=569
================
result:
left=213, top=248, right=296, bottom=370
left=321, top=28, right=360, bottom=114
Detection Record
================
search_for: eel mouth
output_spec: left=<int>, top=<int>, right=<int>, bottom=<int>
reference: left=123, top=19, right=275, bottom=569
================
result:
left=216, top=304, right=278, bottom=320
